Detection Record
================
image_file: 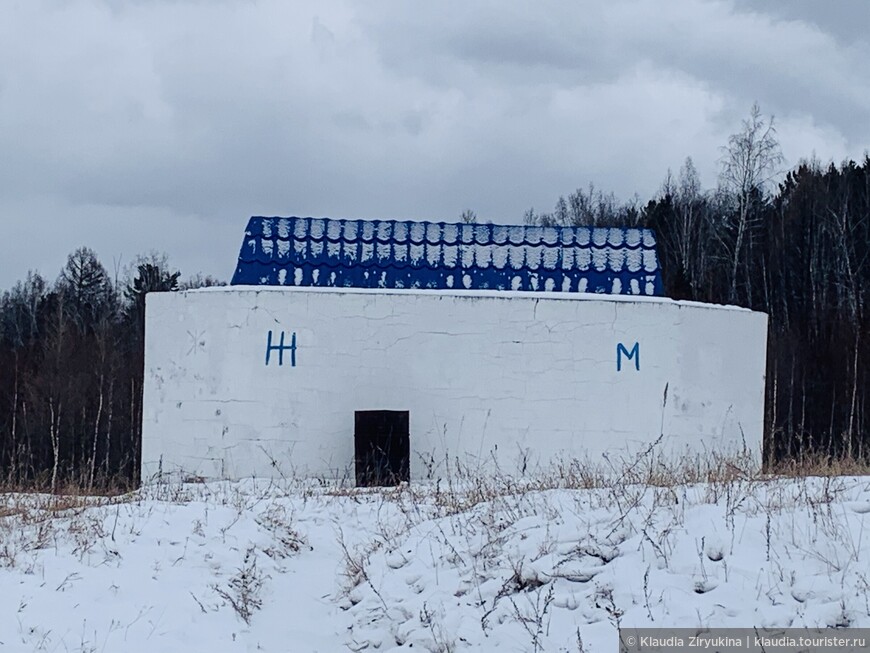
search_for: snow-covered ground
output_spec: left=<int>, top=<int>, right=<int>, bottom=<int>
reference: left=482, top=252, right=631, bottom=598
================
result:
left=1, top=466, right=869, bottom=652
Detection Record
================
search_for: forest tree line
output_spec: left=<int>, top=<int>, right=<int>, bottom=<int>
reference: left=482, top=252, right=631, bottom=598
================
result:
left=0, top=254, right=221, bottom=490
left=0, top=104, right=868, bottom=489
left=521, top=105, right=869, bottom=466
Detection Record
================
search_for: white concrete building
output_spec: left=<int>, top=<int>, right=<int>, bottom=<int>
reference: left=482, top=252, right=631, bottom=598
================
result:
left=140, top=218, right=768, bottom=483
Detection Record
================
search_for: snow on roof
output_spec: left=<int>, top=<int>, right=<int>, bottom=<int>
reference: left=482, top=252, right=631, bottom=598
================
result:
left=230, top=217, right=664, bottom=296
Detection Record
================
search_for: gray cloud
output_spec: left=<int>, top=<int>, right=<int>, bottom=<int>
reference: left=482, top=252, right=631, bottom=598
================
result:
left=735, top=0, right=870, bottom=44
left=0, top=0, right=867, bottom=288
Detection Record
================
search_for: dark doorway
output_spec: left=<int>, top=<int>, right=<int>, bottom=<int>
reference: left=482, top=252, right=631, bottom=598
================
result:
left=354, top=410, right=410, bottom=487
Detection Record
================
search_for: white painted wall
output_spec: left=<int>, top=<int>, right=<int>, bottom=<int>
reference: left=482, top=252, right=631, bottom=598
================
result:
left=141, top=287, right=768, bottom=482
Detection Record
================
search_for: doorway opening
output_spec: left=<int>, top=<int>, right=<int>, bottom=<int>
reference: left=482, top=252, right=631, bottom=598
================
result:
left=354, top=410, right=410, bottom=487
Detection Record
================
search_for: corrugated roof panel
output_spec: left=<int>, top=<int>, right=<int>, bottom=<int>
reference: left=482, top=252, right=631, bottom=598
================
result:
left=230, top=217, right=664, bottom=296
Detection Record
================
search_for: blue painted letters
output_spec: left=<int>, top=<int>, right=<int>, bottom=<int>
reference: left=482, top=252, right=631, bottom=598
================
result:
left=617, top=342, right=639, bottom=371
left=266, top=330, right=297, bottom=367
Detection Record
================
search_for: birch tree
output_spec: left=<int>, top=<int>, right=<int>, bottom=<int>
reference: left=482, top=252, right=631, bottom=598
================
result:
left=719, top=103, right=784, bottom=303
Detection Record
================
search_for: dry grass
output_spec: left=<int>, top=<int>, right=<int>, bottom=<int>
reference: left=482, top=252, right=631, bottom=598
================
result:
left=1, top=448, right=869, bottom=652
left=0, top=447, right=865, bottom=578
left=304, top=446, right=870, bottom=527
left=767, top=454, right=870, bottom=478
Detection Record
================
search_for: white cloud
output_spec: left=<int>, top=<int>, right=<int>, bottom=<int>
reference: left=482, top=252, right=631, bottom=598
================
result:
left=0, top=0, right=867, bottom=288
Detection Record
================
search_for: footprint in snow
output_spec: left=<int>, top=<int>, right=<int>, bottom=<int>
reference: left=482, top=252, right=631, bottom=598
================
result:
left=791, top=588, right=812, bottom=603
left=693, top=579, right=718, bottom=594
left=385, top=551, right=409, bottom=569
left=552, top=593, right=580, bottom=610
left=705, top=547, right=725, bottom=562
left=549, top=566, right=602, bottom=583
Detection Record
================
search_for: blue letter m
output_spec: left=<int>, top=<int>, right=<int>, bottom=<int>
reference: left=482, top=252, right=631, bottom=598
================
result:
left=617, top=342, right=639, bottom=371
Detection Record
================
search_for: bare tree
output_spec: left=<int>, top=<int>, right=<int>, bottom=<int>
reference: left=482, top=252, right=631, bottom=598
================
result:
left=528, top=184, right=633, bottom=228
left=719, top=103, right=784, bottom=303
left=668, top=158, right=707, bottom=296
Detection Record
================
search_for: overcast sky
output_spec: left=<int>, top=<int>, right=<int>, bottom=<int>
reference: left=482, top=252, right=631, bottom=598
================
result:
left=1, top=0, right=868, bottom=289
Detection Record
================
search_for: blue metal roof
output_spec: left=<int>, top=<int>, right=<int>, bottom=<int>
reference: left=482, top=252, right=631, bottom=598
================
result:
left=231, top=217, right=663, bottom=295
